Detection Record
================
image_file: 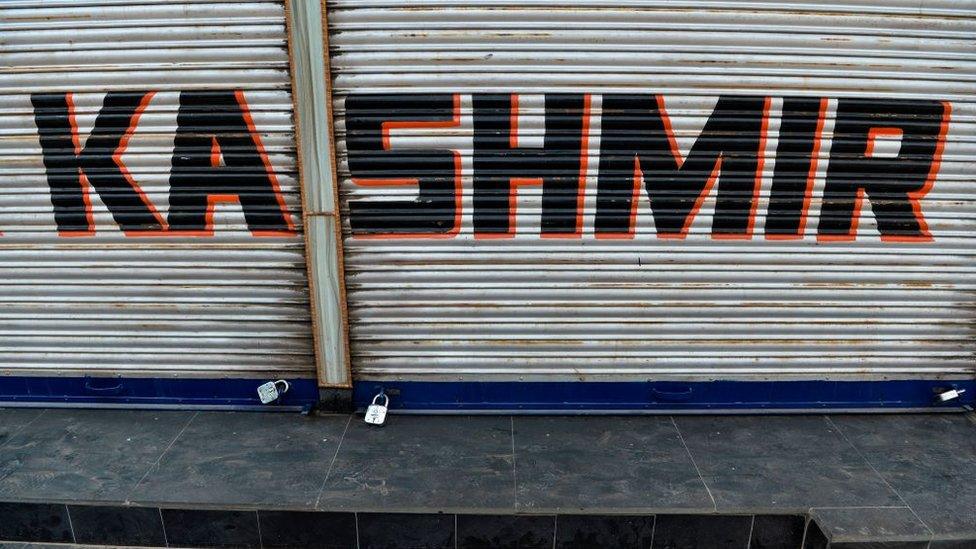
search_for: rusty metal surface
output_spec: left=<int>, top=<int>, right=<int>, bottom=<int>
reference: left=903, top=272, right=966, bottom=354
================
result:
left=287, top=0, right=352, bottom=386
left=0, top=1, right=313, bottom=376
left=326, top=1, right=976, bottom=381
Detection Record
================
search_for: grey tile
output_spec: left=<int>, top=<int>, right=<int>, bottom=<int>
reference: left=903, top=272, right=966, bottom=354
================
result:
left=674, top=416, right=902, bottom=512
left=828, top=415, right=976, bottom=463
left=810, top=507, right=930, bottom=543
left=830, top=414, right=976, bottom=537
left=318, top=416, right=514, bottom=512
left=130, top=412, right=349, bottom=507
left=0, top=410, right=194, bottom=502
left=0, top=409, right=43, bottom=448
left=514, top=417, right=712, bottom=512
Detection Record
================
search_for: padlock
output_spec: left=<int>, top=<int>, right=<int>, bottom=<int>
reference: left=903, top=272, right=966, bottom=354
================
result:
left=257, top=379, right=290, bottom=404
left=364, top=393, right=389, bottom=426
left=937, top=388, right=966, bottom=402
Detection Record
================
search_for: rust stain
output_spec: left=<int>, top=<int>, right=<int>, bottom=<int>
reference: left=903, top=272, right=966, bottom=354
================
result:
left=7, top=14, right=93, bottom=22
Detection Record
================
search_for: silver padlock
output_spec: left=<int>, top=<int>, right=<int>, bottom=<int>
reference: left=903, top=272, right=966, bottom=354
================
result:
left=364, top=393, right=389, bottom=426
left=257, top=379, right=289, bottom=404
left=937, top=388, right=966, bottom=402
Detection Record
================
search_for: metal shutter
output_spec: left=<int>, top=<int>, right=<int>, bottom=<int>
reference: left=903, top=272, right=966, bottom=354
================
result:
left=327, top=1, right=976, bottom=382
left=0, top=1, right=313, bottom=377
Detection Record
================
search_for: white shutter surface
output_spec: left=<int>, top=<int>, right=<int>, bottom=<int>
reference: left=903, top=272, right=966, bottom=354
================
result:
left=0, top=1, right=314, bottom=377
left=329, top=1, right=976, bottom=382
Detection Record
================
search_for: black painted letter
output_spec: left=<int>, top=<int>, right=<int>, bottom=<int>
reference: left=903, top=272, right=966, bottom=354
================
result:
left=168, top=90, right=294, bottom=236
left=596, top=95, right=769, bottom=239
left=766, top=97, right=827, bottom=239
left=817, top=98, right=949, bottom=242
left=345, top=94, right=460, bottom=237
left=31, top=92, right=164, bottom=235
left=472, top=93, right=589, bottom=238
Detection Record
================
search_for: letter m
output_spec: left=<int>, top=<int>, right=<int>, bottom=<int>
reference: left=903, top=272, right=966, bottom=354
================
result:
left=596, top=95, right=769, bottom=239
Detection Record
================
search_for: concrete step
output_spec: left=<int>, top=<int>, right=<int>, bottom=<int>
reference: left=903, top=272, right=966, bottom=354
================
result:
left=0, top=409, right=973, bottom=547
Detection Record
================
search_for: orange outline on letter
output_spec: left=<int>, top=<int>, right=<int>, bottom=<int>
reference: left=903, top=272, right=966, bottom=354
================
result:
left=766, top=97, right=829, bottom=241
left=541, top=93, right=591, bottom=239
left=60, top=92, right=95, bottom=237
left=354, top=94, right=463, bottom=240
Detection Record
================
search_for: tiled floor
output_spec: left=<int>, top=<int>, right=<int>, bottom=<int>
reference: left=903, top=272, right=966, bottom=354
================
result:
left=0, top=408, right=973, bottom=545
left=673, top=416, right=903, bottom=511
left=0, top=410, right=195, bottom=502
left=129, top=412, right=349, bottom=507
left=513, top=416, right=712, bottom=513
left=318, top=416, right=515, bottom=512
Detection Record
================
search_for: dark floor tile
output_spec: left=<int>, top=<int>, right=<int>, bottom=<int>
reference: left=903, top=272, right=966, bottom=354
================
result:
left=810, top=507, right=930, bottom=543
left=674, top=416, right=902, bottom=512
left=0, top=544, right=79, bottom=549
left=750, top=515, right=806, bottom=549
left=318, top=416, right=514, bottom=511
left=357, top=513, right=454, bottom=549
left=651, top=514, right=752, bottom=549
left=161, top=508, right=259, bottom=548
left=0, top=409, right=43, bottom=447
left=0, top=503, right=72, bottom=543
left=131, top=412, right=348, bottom=507
left=930, top=540, right=976, bottom=549
left=0, top=409, right=193, bottom=502
left=804, top=519, right=829, bottom=549
left=68, top=505, right=164, bottom=547
left=258, top=510, right=356, bottom=549
left=830, top=541, right=929, bottom=549
left=514, top=417, right=712, bottom=512
left=457, top=514, right=554, bottom=549
left=0, top=545, right=144, bottom=549
left=827, top=415, right=976, bottom=459
left=830, top=414, right=976, bottom=536
left=0, top=544, right=92, bottom=549
left=555, top=515, right=654, bottom=549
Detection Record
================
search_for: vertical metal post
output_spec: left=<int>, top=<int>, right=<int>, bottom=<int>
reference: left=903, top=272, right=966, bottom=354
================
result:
left=285, top=0, right=352, bottom=391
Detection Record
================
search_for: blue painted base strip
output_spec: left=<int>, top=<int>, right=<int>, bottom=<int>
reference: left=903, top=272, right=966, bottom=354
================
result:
left=0, top=376, right=319, bottom=409
left=354, top=380, right=976, bottom=411
left=1, top=377, right=971, bottom=412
